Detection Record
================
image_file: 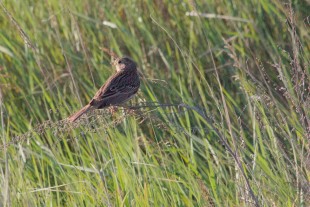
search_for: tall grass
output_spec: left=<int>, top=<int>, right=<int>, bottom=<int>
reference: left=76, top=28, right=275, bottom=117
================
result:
left=0, top=0, right=309, bottom=206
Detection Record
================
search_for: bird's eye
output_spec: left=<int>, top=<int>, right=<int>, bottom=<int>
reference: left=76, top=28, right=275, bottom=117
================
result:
left=118, top=60, right=122, bottom=64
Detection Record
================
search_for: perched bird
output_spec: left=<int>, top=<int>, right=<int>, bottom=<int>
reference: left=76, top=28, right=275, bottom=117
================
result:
left=68, top=56, right=140, bottom=122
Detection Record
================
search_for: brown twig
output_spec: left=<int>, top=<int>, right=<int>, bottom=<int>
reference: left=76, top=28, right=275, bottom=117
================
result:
left=99, top=47, right=119, bottom=60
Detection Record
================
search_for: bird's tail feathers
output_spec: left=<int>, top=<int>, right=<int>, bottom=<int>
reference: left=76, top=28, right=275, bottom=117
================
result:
left=68, top=104, right=92, bottom=122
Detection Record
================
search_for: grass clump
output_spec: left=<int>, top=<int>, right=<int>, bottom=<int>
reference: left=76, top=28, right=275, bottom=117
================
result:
left=0, top=0, right=309, bottom=206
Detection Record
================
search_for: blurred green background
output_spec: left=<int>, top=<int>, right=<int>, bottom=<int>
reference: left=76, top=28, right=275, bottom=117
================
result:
left=0, top=0, right=309, bottom=206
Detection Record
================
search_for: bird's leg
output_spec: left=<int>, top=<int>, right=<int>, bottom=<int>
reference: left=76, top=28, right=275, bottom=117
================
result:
left=125, top=107, right=136, bottom=115
left=112, top=104, right=135, bottom=116
left=109, top=106, right=118, bottom=115
left=121, top=103, right=136, bottom=116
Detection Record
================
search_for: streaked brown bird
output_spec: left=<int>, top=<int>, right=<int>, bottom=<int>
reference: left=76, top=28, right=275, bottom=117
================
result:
left=68, top=56, right=140, bottom=122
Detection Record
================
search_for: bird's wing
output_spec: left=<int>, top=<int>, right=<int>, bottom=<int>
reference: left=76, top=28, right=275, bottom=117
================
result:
left=89, top=71, right=139, bottom=106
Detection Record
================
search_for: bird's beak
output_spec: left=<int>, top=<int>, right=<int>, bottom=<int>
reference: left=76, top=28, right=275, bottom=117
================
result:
left=111, top=57, right=119, bottom=66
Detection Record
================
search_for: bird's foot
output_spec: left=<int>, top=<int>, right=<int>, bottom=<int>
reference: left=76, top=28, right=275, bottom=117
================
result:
left=124, top=107, right=136, bottom=116
left=109, top=106, right=118, bottom=115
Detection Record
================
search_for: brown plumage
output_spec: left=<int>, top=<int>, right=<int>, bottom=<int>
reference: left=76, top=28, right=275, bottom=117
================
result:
left=68, top=56, right=140, bottom=122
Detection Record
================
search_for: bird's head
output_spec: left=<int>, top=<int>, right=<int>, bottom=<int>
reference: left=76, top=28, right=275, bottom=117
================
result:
left=113, top=56, right=137, bottom=72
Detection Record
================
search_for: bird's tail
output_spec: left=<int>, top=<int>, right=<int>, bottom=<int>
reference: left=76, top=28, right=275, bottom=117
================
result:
left=68, top=104, right=92, bottom=122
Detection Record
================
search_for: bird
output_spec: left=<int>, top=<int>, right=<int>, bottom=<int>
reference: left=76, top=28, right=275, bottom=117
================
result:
left=68, top=56, right=140, bottom=122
